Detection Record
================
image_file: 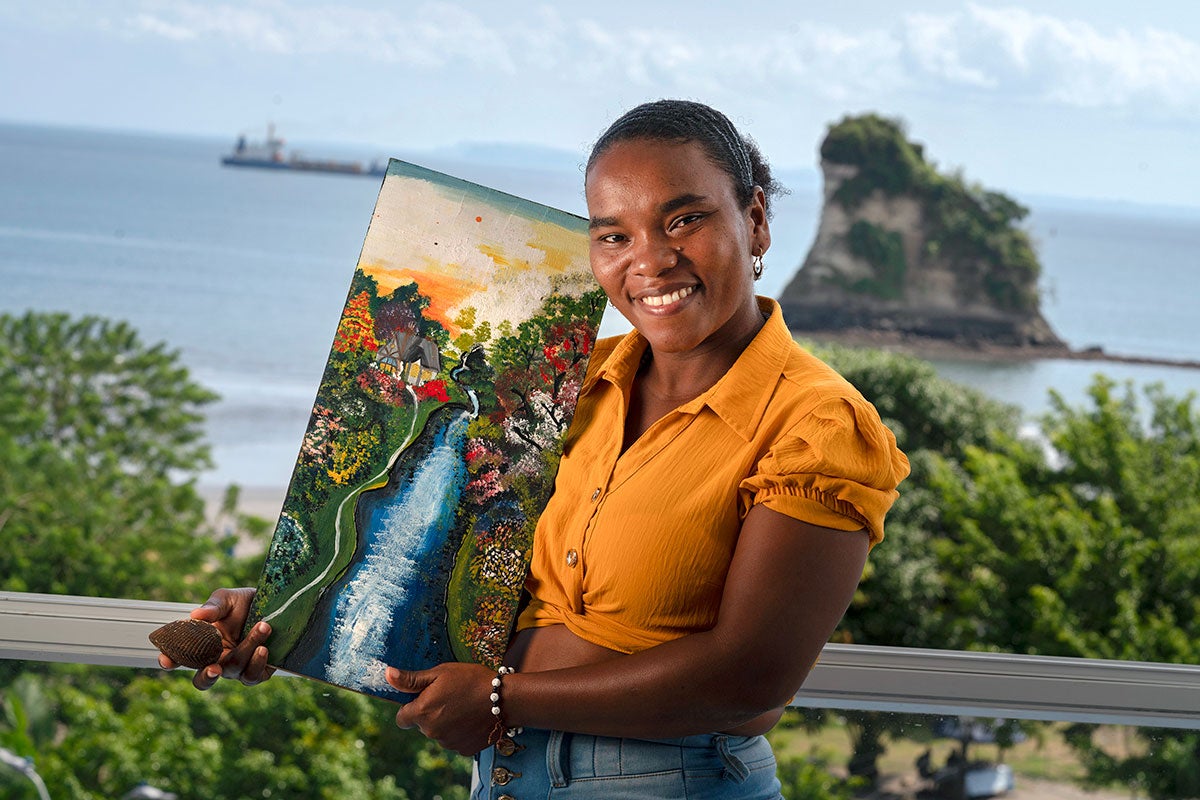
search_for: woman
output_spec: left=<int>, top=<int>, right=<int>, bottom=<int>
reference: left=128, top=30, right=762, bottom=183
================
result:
left=164, top=100, right=909, bottom=798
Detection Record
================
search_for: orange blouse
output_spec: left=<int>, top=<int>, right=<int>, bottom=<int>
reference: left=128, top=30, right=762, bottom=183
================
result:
left=516, top=298, right=909, bottom=654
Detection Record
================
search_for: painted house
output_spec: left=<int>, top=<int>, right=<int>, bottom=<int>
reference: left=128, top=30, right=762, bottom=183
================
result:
left=377, top=329, right=441, bottom=385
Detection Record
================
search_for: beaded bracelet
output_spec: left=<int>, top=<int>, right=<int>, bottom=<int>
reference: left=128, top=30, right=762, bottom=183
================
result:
left=489, top=665, right=522, bottom=740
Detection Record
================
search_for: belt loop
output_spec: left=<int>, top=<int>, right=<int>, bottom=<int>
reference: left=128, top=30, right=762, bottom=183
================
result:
left=547, top=730, right=570, bottom=787
left=714, top=735, right=751, bottom=784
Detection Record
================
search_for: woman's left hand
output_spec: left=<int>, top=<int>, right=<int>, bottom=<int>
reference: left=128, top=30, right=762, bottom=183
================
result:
left=386, top=662, right=499, bottom=755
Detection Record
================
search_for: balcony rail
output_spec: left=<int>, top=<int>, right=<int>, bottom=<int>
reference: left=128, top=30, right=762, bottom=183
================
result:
left=3, top=590, right=1200, bottom=729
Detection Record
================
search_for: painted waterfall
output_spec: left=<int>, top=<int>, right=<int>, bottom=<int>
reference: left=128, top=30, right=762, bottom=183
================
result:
left=247, top=159, right=606, bottom=701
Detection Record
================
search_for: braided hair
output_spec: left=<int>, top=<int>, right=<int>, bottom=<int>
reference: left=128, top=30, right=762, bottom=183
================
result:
left=586, top=100, right=785, bottom=217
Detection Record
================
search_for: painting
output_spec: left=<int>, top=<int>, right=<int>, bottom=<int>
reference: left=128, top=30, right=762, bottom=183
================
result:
left=246, top=159, right=606, bottom=701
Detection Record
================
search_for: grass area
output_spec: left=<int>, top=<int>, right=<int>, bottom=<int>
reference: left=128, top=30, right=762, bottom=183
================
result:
left=769, top=712, right=1093, bottom=785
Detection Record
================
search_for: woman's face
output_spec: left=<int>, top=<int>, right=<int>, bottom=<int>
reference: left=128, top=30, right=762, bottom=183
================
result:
left=585, top=138, right=770, bottom=357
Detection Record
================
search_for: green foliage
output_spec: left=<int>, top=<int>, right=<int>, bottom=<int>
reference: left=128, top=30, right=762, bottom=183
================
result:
left=918, top=377, right=1200, bottom=664
left=843, top=220, right=907, bottom=300
left=821, top=114, right=929, bottom=207
left=1065, top=725, right=1200, bottom=800
left=924, top=177, right=1041, bottom=311
left=7, top=669, right=469, bottom=800
left=0, top=311, right=252, bottom=600
left=820, top=114, right=1041, bottom=313
left=775, top=753, right=866, bottom=800
left=0, top=309, right=470, bottom=797
left=811, top=345, right=1200, bottom=795
left=0, top=311, right=217, bottom=474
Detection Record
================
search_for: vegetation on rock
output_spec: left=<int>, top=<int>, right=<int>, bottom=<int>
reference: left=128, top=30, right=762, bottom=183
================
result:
left=844, top=220, right=907, bottom=300
left=819, top=113, right=1042, bottom=314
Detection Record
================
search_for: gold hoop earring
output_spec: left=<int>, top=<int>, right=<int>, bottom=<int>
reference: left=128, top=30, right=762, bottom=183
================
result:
left=752, top=254, right=764, bottom=281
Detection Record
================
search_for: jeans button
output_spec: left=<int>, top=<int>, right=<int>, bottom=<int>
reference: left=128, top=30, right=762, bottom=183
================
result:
left=491, top=766, right=520, bottom=786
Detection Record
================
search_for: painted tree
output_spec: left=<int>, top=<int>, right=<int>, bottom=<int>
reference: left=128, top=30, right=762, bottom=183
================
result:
left=489, top=290, right=605, bottom=460
left=332, top=291, right=379, bottom=354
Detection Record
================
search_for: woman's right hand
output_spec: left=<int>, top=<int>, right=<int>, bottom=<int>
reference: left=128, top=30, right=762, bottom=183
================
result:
left=156, top=587, right=274, bottom=690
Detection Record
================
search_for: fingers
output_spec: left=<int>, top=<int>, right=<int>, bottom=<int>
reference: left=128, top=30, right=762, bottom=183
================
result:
left=394, top=704, right=418, bottom=730
left=190, top=620, right=273, bottom=691
left=385, top=667, right=436, bottom=695
left=239, top=645, right=276, bottom=687
left=388, top=668, right=438, bottom=732
left=386, top=664, right=496, bottom=755
left=193, top=661, right=223, bottom=691
left=190, top=587, right=257, bottom=637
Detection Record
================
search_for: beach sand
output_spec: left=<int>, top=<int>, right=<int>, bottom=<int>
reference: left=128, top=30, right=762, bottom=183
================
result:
left=198, top=484, right=287, bottom=523
left=198, top=484, right=287, bottom=558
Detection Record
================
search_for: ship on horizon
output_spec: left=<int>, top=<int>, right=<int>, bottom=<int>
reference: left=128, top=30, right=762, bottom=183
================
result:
left=221, top=124, right=386, bottom=178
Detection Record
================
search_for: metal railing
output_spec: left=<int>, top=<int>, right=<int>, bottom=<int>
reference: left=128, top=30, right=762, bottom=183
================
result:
left=3, top=591, right=1199, bottom=729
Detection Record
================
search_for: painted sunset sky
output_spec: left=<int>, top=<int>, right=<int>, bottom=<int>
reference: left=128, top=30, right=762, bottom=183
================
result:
left=357, top=160, right=595, bottom=338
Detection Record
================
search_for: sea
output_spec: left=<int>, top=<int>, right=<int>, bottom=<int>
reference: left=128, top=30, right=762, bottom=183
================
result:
left=2, top=121, right=1198, bottom=491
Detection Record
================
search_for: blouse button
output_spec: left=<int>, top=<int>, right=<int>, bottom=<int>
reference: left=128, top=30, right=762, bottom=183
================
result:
left=565, top=549, right=578, bottom=568
left=498, top=796, right=517, bottom=800
left=590, top=487, right=601, bottom=501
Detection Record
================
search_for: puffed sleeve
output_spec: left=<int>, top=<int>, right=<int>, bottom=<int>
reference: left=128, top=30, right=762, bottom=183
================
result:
left=737, top=396, right=909, bottom=547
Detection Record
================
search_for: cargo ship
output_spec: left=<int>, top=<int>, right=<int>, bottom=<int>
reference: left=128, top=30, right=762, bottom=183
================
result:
left=221, top=125, right=387, bottom=177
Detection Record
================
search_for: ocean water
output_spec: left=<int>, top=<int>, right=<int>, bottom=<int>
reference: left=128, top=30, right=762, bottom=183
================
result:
left=2, top=122, right=1198, bottom=488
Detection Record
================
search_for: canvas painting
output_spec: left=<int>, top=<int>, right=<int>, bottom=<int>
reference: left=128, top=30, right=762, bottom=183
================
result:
left=246, top=159, right=606, bottom=701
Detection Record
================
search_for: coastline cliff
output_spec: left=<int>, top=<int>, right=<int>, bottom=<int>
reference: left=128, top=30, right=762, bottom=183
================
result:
left=780, top=115, right=1066, bottom=352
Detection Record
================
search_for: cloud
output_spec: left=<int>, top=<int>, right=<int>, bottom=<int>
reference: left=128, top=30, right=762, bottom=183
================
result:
left=126, top=0, right=514, bottom=69
left=120, top=1, right=1200, bottom=118
left=901, top=5, right=1200, bottom=113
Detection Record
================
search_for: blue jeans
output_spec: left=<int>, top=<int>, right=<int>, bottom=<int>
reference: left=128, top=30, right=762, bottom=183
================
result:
left=472, top=728, right=783, bottom=799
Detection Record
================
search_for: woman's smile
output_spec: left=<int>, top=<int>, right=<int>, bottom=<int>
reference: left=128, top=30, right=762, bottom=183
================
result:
left=585, top=138, right=770, bottom=359
left=637, top=284, right=697, bottom=310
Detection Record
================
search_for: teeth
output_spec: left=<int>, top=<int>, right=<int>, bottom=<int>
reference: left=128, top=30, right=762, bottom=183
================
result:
left=641, top=286, right=695, bottom=307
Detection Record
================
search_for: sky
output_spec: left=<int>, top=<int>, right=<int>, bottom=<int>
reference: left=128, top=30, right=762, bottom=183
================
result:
left=3, top=1, right=1200, bottom=208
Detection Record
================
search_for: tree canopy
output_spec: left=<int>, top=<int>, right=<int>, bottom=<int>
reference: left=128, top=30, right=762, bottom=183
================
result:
left=0, top=310, right=472, bottom=800
left=816, top=341, right=1200, bottom=792
left=5, top=310, right=1200, bottom=798
left=0, top=311, right=238, bottom=600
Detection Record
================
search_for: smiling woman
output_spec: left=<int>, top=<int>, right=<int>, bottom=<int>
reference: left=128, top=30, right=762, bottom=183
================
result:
left=585, top=137, right=768, bottom=363
left=165, top=100, right=910, bottom=800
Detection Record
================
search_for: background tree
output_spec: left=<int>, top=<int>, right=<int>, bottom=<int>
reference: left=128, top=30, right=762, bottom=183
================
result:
left=0, top=311, right=249, bottom=600
left=820, top=339, right=1200, bottom=794
left=0, top=310, right=470, bottom=800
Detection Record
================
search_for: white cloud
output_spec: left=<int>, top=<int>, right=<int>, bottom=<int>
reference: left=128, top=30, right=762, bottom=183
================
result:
left=125, top=1, right=514, bottom=69
left=902, top=5, right=1200, bottom=113
left=130, top=12, right=196, bottom=42
left=119, top=1, right=1200, bottom=119
left=129, top=1, right=292, bottom=52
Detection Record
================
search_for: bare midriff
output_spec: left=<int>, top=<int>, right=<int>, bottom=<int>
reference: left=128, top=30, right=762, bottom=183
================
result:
left=506, top=624, right=784, bottom=736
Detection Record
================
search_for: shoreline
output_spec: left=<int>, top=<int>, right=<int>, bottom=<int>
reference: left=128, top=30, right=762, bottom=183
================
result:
left=793, top=328, right=1200, bottom=370
left=198, top=484, right=287, bottom=524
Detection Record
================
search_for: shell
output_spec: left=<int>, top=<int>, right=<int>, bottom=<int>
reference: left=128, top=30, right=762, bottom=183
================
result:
left=149, top=619, right=224, bottom=669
